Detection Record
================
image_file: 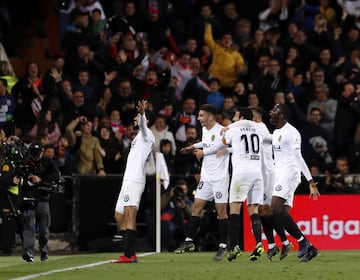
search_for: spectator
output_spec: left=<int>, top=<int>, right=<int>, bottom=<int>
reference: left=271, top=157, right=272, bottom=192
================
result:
left=150, top=116, right=177, bottom=156
left=233, top=18, right=252, bottom=50
left=204, top=23, right=247, bottom=94
left=98, top=125, right=124, bottom=174
left=221, top=95, right=238, bottom=120
left=12, top=62, right=44, bottom=136
left=307, top=84, right=338, bottom=133
left=247, top=92, right=261, bottom=108
left=54, top=135, right=75, bottom=176
left=181, top=56, right=210, bottom=107
left=219, top=1, right=240, bottom=36
left=28, top=110, right=62, bottom=147
left=188, top=3, right=222, bottom=49
left=175, top=124, right=201, bottom=179
left=0, top=60, right=17, bottom=93
left=109, top=109, right=126, bottom=140
left=41, top=55, right=67, bottom=121
left=72, top=68, right=100, bottom=110
left=334, top=82, right=359, bottom=157
left=160, top=139, right=175, bottom=175
left=232, top=81, right=248, bottom=106
left=174, top=97, right=198, bottom=143
left=289, top=93, right=334, bottom=171
left=89, top=8, right=106, bottom=40
left=108, top=78, right=137, bottom=126
left=206, top=78, right=224, bottom=110
left=161, top=181, right=193, bottom=252
left=0, top=78, right=15, bottom=136
left=65, top=115, right=105, bottom=175
left=258, top=0, right=289, bottom=32
left=134, top=67, right=170, bottom=114
left=61, top=89, right=93, bottom=132
left=252, top=58, right=286, bottom=112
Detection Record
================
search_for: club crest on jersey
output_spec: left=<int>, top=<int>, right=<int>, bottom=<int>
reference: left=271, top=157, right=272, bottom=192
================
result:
left=278, top=135, right=282, bottom=142
left=215, top=192, right=222, bottom=199
left=211, top=135, right=215, bottom=141
left=275, top=185, right=282, bottom=191
left=124, top=195, right=130, bottom=202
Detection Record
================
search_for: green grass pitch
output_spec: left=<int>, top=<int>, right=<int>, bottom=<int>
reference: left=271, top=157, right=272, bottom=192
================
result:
left=0, top=250, right=359, bottom=280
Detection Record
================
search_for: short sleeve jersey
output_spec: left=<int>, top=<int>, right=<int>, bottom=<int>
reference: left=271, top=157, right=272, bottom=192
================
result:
left=223, top=119, right=265, bottom=175
left=272, top=122, right=302, bottom=176
left=200, top=122, right=229, bottom=180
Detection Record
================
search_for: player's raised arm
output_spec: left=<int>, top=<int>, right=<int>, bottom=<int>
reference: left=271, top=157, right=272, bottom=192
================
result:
left=137, top=100, right=149, bottom=138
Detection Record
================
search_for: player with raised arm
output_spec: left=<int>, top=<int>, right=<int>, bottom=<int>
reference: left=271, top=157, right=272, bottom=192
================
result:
left=269, top=103, right=319, bottom=262
left=175, top=104, right=230, bottom=261
left=112, top=100, right=155, bottom=264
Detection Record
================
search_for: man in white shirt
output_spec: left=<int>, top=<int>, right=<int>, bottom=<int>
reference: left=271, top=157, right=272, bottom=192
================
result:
left=221, top=107, right=267, bottom=262
left=175, top=104, right=230, bottom=261
left=112, top=100, right=155, bottom=264
left=250, top=106, right=290, bottom=261
left=269, top=103, right=320, bottom=262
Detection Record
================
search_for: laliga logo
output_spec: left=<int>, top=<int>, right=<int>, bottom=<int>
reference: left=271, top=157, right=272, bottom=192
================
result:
left=297, top=215, right=359, bottom=240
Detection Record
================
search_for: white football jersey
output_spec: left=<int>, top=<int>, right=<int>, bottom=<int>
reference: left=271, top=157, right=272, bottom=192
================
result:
left=199, top=122, right=230, bottom=180
left=223, top=119, right=266, bottom=175
left=258, top=122, right=274, bottom=174
left=272, top=122, right=301, bottom=180
left=123, top=115, right=155, bottom=184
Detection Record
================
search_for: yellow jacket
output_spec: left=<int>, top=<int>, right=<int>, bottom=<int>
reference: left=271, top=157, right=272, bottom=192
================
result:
left=204, top=24, right=246, bottom=88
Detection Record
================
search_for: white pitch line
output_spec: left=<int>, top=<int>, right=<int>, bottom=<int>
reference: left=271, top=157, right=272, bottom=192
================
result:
left=11, top=252, right=156, bottom=280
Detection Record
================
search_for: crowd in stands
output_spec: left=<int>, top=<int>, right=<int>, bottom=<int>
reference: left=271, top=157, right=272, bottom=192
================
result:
left=0, top=0, right=360, bottom=194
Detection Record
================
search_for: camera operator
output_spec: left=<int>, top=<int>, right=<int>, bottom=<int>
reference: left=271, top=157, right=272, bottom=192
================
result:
left=21, top=142, right=60, bottom=262
left=161, top=180, right=193, bottom=251
left=326, top=156, right=360, bottom=194
left=0, top=140, right=21, bottom=256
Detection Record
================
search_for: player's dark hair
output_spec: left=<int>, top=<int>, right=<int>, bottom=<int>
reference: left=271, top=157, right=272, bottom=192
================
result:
left=249, top=106, right=263, bottom=118
left=199, top=104, right=217, bottom=116
left=278, top=104, right=290, bottom=120
left=238, top=106, right=253, bottom=120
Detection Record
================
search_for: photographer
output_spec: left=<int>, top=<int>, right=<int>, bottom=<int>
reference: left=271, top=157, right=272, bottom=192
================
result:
left=0, top=140, right=21, bottom=256
left=326, top=156, right=360, bottom=194
left=161, top=180, right=192, bottom=252
left=21, top=142, right=61, bottom=262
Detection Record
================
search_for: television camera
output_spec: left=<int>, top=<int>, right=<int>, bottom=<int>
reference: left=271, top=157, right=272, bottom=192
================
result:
left=2, top=140, right=65, bottom=196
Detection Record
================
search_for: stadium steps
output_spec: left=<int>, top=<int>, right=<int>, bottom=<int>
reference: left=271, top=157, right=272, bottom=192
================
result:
left=8, top=21, right=53, bottom=78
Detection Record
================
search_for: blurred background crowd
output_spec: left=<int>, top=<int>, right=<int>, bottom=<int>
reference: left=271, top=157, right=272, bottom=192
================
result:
left=0, top=0, right=359, bottom=196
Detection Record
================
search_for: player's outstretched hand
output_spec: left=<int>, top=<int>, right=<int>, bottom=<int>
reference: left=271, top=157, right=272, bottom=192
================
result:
left=137, top=100, right=147, bottom=115
left=180, top=145, right=194, bottom=154
left=309, top=181, right=320, bottom=200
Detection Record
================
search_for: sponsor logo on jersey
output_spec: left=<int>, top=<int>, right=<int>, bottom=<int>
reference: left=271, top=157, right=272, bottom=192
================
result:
left=211, top=135, right=215, bottom=141
left=278, top=135, right=282, bottom=142
left=124, top=195, right=130, bottom=202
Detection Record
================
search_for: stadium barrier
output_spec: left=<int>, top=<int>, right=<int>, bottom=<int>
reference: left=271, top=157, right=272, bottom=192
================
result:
left=48, top=175, right=360, bottom=252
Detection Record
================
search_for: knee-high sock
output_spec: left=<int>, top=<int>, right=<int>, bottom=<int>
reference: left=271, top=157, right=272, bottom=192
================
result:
left=186, top=216, right=201, bottom=240
left=218, top=218, right=229, bottom=246
left=124, top=229, right=136, bottom=258
left=269, top=215, right=288, bottom=242
left=229, top=214, right=241, bottom=249
left=277, top=211, right=302, bottom=240
left=250, top=214, right=262, bottom=244
left=261, top=216, right=274, bottom=244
